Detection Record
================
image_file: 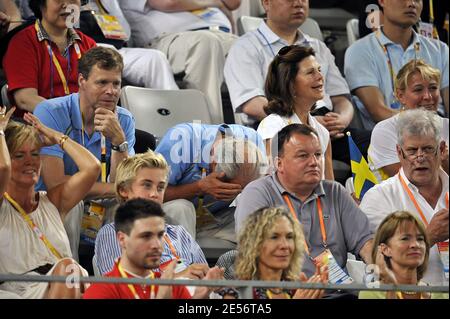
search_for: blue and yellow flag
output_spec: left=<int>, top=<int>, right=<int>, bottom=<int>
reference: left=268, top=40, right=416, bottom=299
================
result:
left=347, top=132, right=378, bottom=200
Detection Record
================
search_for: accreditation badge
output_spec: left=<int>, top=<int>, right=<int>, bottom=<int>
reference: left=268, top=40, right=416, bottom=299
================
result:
left=314, top=249, right=354, bottom=285
left=437, top=241, right=449, bottom=280
left=418, top=22, right=434, bottom=39
left=81, top=201, right=106, bottom=244
left=93, top=13, right=127, bottom=40
left=191, top=8, right=218, bottom=20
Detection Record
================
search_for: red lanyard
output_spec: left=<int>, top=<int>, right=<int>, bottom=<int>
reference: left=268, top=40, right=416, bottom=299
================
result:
left=398, top=174, right=448, bottom=226
left=283, top=194, right=327, bottom=256
left=163, top=234, right=180, bottom=260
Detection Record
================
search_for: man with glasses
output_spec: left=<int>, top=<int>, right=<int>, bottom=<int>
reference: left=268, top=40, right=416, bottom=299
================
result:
left=235, top=123, right=373, bottom=298
left=361, top=108, right=449, bottom=286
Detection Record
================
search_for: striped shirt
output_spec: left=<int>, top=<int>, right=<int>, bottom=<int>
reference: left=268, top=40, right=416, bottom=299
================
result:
left=95, top=223, right=207, bottom=275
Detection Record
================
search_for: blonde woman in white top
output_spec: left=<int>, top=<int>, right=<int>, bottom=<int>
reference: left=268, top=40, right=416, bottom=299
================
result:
left=257, top=45, right=333, bottom=180
left=0, top=107, right=100, bottom=298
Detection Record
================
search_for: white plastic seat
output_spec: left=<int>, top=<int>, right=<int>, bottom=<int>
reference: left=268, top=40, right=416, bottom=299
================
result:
left=92, top=254, right=101, bottom=277
left=120, top=86, right=213, bottom=141
left=1, top=84, right=10, bottom=108
left=346, top=18, right=360, bottom=46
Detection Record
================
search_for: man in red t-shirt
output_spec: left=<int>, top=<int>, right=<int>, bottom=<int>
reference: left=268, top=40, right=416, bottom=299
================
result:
left=83, top=199, right=223, bottom=299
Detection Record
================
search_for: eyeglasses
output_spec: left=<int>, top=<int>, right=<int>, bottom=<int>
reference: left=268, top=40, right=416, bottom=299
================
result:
left=400, top=146, right=438, bottom=160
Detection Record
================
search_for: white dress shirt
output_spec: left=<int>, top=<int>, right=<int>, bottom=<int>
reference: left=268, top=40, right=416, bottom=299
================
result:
left=360, top=168, right=449, bottom=285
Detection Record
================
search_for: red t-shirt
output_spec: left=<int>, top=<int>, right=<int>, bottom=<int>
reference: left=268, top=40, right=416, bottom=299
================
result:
left=83, top=263, right=192, bottom=299
left=2, top=23, right=96, bottom=105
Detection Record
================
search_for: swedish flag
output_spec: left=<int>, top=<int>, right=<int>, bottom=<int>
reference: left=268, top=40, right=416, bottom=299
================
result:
left=347, top=132, right=378, bottom=200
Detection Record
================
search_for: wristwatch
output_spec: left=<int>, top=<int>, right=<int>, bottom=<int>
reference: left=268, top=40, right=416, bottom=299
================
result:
left=111, top=141, right=128, bottom=153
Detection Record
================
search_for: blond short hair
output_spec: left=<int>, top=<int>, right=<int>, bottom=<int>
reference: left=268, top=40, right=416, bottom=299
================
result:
left=5, top=121, right=42, bottom=154
left=115, top=150, right=170, bottom=203
left=395, top=59, right=441, bottom=100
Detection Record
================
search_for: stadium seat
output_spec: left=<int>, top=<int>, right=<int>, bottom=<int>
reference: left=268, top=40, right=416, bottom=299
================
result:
left=120, top=86, right=213, bottom=142
left=1, top=84, right=10, bottom=108
left=346, top=18, right=360, bottom=46
left=92, top=255, right=101, bottom=277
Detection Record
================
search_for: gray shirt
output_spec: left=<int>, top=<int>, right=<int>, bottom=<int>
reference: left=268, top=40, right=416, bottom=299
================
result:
left=235, top=174, right=373, bottom=277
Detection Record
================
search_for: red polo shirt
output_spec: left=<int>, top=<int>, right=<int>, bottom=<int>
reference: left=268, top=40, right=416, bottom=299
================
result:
left=83, top=262, right=192, bottom=299
left=2, top=21, right=96, bottom=107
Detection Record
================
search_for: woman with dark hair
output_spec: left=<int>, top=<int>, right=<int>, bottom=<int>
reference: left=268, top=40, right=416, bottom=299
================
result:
left=359, top=211, right=448, bottom=299
left=3, top=0, right=96, bottom=113
left=257, top=45, right=334, bottom=180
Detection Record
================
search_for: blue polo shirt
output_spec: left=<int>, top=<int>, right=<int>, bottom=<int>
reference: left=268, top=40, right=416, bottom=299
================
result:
left=155, top=123, right=266, bottom=214
left=34, top=93, right=135, bottom=190
left=344, top=29, right=449, bottom=129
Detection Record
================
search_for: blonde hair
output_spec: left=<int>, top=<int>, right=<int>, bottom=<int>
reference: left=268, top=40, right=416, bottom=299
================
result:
left=372, top=211, right=430, bottom=281
left=115, top=150, right=170, bottom=203
left=235, top=207, right=305, bottom=281
left=395, top=59, right=441, bottom=100
left=4, top=121, right=42, bottom=154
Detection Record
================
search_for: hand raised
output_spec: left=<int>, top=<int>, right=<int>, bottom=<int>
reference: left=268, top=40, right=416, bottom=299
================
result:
left=427, top=208, right=449, bottom=245
left=23, top=112, right=62, bottom=147
left=175, top=263, right=209, bottom=280
left=94, top=108, right=126, bottom=146
left=0, top=106, right=15, bottom=131
left=156, top=259, right=177, bottom=299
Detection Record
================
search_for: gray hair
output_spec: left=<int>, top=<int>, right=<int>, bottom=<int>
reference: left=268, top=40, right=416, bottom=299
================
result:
left=397, top=109, right=442, bottom=146
left=213, top=137, right=267, bottom=180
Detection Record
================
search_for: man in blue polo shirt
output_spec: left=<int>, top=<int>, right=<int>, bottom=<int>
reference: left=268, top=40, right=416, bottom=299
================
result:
left=155, top=122, right=267, bottom=241
left=345, top=0, right=449, bottom=129
left=33, top=47, right=135, bottom=259
left=34, top=46, right=135, bottom=197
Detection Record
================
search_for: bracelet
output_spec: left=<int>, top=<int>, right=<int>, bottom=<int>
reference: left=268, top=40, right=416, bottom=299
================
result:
left=59, top=135, right=69, bottom=150
left=0, top=130, right=4, bottom=136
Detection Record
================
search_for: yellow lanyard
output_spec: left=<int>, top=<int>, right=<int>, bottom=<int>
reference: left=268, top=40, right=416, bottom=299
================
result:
left=101, top=134, right=106, bottom=183
left=375, top=30, right=420, bottom=94
left=117, top=260, right=155, bottom=299
left=3, top=192, right=63, bottom=260
left=80, top=109, right=106, bottom=182
left=283, top=194, right=327, bottom=257
left=34, top=21, right=81, bottom=97
left=429, top=0, right=435, bottom=22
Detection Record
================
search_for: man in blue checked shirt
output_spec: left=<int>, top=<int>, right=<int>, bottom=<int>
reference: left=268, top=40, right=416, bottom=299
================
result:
left=94, top=150, right=209, bottom=279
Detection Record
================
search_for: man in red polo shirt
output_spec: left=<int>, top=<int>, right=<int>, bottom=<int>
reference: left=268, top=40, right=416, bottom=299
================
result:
left=2, top=0, right=96, bottom=112
left=83, top=198, right=224, bottom=299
